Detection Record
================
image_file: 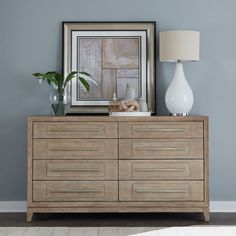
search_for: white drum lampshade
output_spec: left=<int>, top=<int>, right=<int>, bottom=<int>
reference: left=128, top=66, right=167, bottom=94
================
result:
left=160, top=30, right=200, bottom=116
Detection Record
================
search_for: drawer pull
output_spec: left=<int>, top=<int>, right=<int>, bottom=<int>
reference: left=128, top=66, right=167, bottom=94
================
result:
left=50, top=147, right=99, bottom=152
left=47, top=127, right=104, bottom=133
left=49, top=168, right=101, bottom=172
left=135, top=147, right=188, bottom=151
left=133, top=128, right=186, bottom=132
left=135, top=168, right=185, bottom=172
left=50, top=189, right=104, bottom=193
left=135, top=189, right=187, bottom=193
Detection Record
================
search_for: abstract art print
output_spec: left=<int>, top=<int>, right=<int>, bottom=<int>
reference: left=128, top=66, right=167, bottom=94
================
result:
left=63, top=22, right=156, bottom=114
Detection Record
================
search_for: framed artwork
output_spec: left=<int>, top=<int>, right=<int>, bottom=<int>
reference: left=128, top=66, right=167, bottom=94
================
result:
left=63, top=21, right=156, bottom=114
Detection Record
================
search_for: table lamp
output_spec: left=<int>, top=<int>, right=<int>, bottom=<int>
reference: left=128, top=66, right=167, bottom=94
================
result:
left=160, top=30, right=200, bottom=116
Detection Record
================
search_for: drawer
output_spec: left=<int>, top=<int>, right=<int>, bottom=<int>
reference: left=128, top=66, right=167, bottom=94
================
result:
left=119, top=160, right=203, bottom=180
left=119, top=122, right=203, bottom=139
left=33, top=139, right=118, bottom=160
left=119, top=139, right=203, bottom=160
left=119, top=181, right=204, bottom=202
left=33, top=181, right=118, bottom=202
left=33, top=122, right=118, bottom=138
left=33, top=160, right=118, bottom=180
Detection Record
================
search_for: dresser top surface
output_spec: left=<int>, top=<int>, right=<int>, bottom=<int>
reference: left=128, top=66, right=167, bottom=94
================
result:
left=28, top=115, right=208, bottom=122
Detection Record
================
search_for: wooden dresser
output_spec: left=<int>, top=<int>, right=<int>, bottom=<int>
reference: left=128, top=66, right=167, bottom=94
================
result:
left=27, top=116, right=209, bottom=222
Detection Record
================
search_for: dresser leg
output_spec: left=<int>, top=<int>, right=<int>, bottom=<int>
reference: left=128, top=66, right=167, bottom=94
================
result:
left=27, top=210, right=33, bottom=222
left=203, top=208, right=210, bottom=222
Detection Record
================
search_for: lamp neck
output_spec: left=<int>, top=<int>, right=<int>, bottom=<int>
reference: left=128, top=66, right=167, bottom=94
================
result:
left=173, top=61, right=186, bottom=83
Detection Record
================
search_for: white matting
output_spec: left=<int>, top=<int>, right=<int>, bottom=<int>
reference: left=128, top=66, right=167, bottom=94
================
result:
left=130, top=227, right=236, bottom=236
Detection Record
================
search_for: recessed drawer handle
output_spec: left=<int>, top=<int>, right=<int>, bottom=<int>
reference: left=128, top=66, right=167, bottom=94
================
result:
left=133, top=128, right=186, bottom=132
left=50, top=147, right=99, bottom=152
left=49, top=168, right=101, bottom=172
left=135, top=189, right=187, bottom=193
left=135, top=147, right=188, bottom=151
left=50, top=189, right=103, bottom=193
left=135, top=168, right=185, bottom=172
left=47, top=128, right=104, bottom=133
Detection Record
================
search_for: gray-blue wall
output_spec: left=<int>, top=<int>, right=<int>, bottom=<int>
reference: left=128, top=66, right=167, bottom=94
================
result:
left=0, top=0, right=235, bottom=201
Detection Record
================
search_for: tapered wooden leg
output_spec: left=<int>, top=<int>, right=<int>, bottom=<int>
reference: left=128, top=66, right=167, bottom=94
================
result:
left=203, top=208, right=210, bottom=222
left=27, top=210, right=33, bottom=222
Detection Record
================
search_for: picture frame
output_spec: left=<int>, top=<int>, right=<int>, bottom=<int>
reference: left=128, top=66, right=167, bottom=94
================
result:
left=63, top=21, right=156, bottom=114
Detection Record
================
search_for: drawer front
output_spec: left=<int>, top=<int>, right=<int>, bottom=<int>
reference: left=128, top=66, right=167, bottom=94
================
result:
left=119, top=139, right=203, bottom=160
left=119, top=122, right=203, bottom=139
left=119, top=181, right=204, bottom=202
left=33, top=160, right=118, bottom=180
left=33, top=122, right=118, bottom=138
left=119, top=160, right=203, bottom=180
left=33, top=181, right=118, bottom=202
left=33, top=139, right=118, bottom=160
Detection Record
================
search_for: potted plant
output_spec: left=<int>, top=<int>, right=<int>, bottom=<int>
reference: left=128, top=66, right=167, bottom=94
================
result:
left=33, top=71, right=93, bottom=115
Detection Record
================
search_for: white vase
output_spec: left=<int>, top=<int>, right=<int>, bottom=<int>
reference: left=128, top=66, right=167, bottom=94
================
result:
left=165, top=62, right=194, bottom=116
left=139, top=99, right=148, bottom=112
left=125, top=83, right=135, bottom=100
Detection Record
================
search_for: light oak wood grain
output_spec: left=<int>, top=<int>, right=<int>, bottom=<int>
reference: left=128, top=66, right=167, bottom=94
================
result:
left=27, top=116, right=209, bottom=222
left=119, top=160, right=203, bottom=180
left=33, top=181, right=118, bottom=202
left=28, top=116, right=208, bottom=122
left=27, top=119, right=33, bottom=212
left=33, top=160, right=118, bottom=180
left=28, top=200, right=208, bottom=209
left=119, top=139, right=203, bottom=160
left=119, top=122, right=203, bottom=139
left=203, top=117, right=210, bottom=221
left=33, top=122, right=118, bottom=139
left=119, top=181, right=204, bottom=202
left=33, top=139, right=118, bottom=160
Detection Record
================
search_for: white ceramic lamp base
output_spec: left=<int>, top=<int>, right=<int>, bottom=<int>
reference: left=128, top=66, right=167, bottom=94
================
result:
left=165, top=62, right=194, bottom=116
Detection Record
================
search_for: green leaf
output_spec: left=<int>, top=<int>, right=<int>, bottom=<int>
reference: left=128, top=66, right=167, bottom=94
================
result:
left=45, top=71, right=57, bottom=75
left=79, top=76, right=90, bottom=92
left=79, top=71, right=92, bottom=77
left=42, top=74, right=58, bottom=85
left=52, top=78, right=59, bottom=84
left=55, top=73, right=64, bottom=88
left=79, top=72, right=97, bottom=86
left=64, top=71, right=79, bottom=87
left=33, top=73, right=45, bottom=79
left=33, top=73, right=43, bottom=77
left=33, top=70, right=94, bottom=94
left=44, top=74, right=55, bottom=80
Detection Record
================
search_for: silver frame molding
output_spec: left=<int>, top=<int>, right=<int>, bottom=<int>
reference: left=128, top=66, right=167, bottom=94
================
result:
left=63, top=22, right=156, bottom=114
